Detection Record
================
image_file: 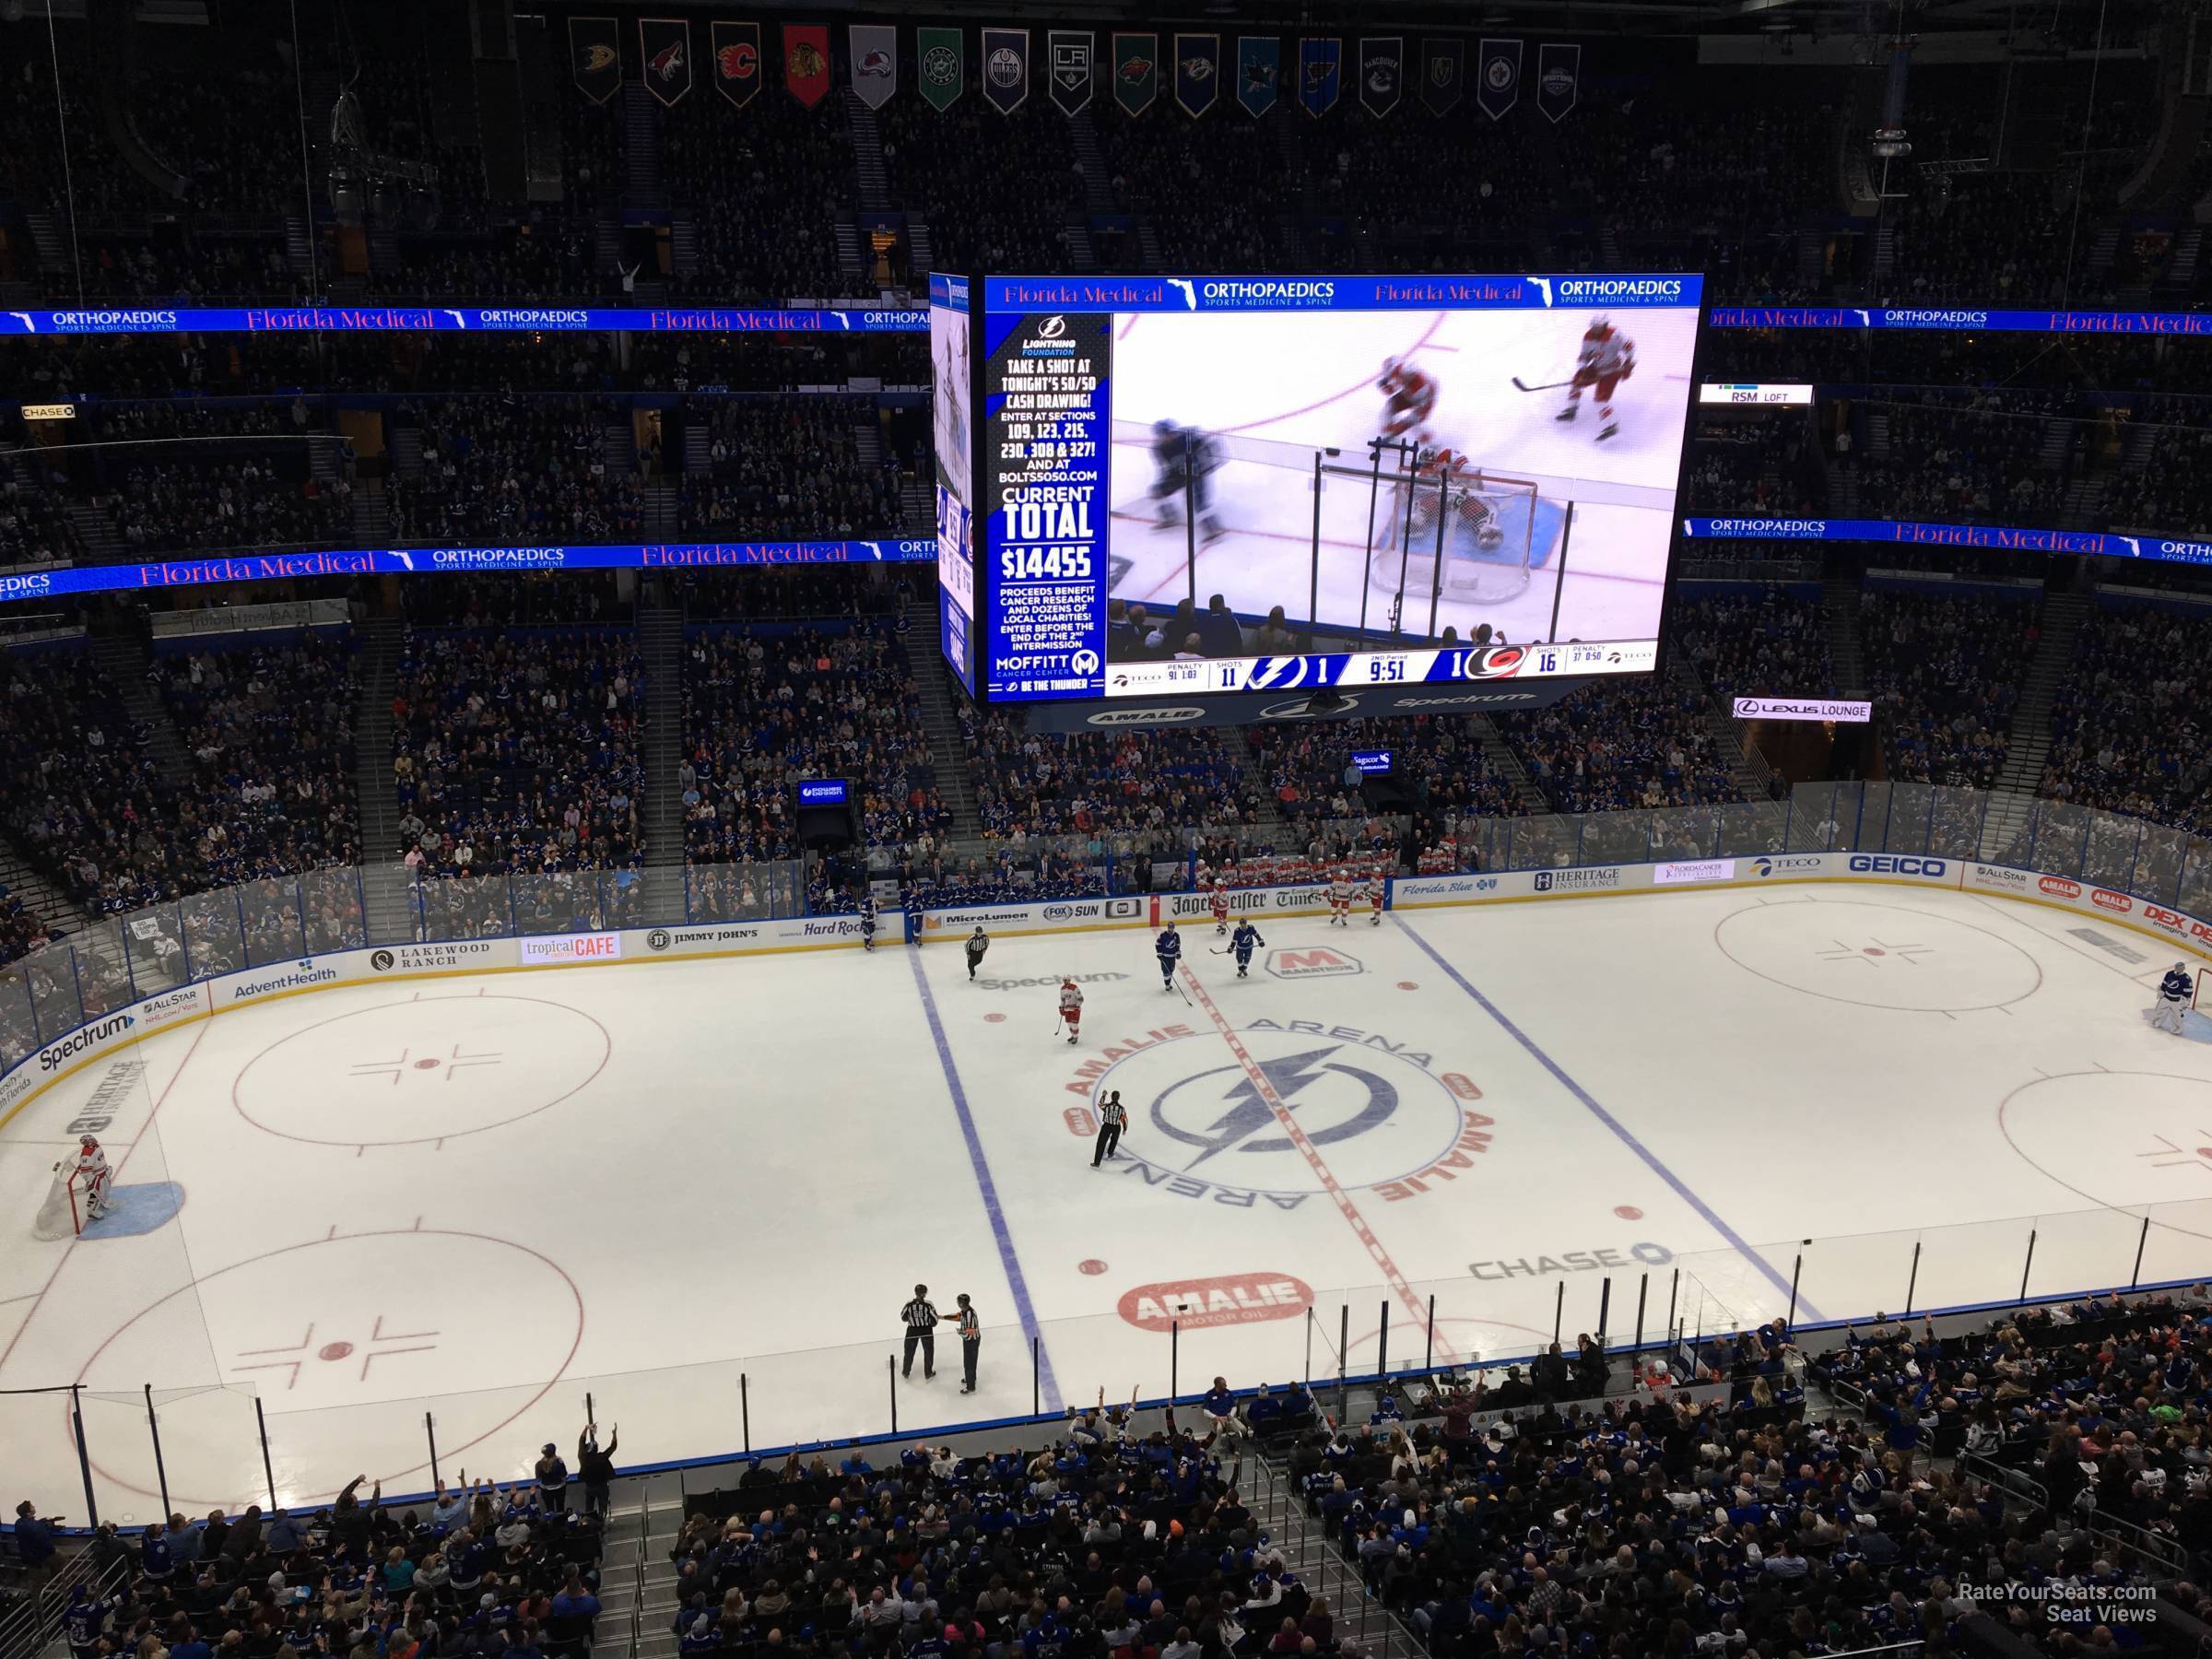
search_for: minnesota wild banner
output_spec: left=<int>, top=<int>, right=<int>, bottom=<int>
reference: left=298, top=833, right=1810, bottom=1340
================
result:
left=1236, top=37, right=1279, bottom=117
left=570, top=18, right=620, bottom=104
left=918, top=28, right=963, bottom=112
left=1113, top=32, right=1159, bottom=115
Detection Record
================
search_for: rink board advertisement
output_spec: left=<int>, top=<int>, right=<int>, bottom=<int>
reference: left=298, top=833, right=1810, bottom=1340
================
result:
left=931, top=274, right=981, bottom=695
left=977, top=274, right=1704, bottom=704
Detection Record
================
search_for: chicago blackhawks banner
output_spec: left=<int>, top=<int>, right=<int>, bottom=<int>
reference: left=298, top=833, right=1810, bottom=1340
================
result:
left=711, top=21, right=760, bottom=109
left=1174, top=34, right=1219, bottom=118
left=982, top=28, right=1029, bottom=114
left=1237, top=37, right=1279, bottom=117
left=570, top=18, right=620, bottom=104
left=784, top=24, right=831, bottom=109
left=1477, top=39, right=1521, bottom=121
left=1113, top=33, right=1158, bottom=115
left=1536, top=42, right=1580, bottom=123
left=1048, top=30, right=1093, bottom=116
left=918, top=28, right=962, bottom=112
left=1419, top=39, right=1463, bottom=115
left=850, top=25, right=896, bottom=110
left=1298, top=38, right=1341, bottom=118
left=639, top=18, right=691, bottom=107
left=1359, top=37, right=1402, bottom=117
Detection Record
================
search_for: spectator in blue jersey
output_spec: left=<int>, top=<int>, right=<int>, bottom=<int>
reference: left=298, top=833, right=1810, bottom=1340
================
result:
left=12, top=1500, right=63, bottom=1582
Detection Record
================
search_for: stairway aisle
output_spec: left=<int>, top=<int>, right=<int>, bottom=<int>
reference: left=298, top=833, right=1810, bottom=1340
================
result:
left=1978, top=590, right=2088, bottom=863
left=352, top=616, right=417, bottom=946
left=903, top=597, right=982, bottom=839
left=637, top=599, right=688, bottom=924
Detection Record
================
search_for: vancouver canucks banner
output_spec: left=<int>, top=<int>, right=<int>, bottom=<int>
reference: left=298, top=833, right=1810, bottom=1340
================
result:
left=1419, top=39, right=1463, bottom=115
left=982, top=28, right=1029, bottom=114
left=1113, top=33, right=1158, bottom=115
left=1359, top=37, right=1403, bottom=117
left=711, top=22, right=761, bottom=108
left=849, top=25, right=896, bottom=110
left=570, top=18, right=620, bottom=104
left=1237, top=37, right=1279, bottom=116
left=1537, top=42, right=1580, bottom=123
left=1299, top=37, right=1341, bottom=117
left=1174, top=34, right=1220, bottom=118
left=1477, top=38, right=1521, bottom=121
left=639, top=18, right=691, bottom=106
left=1048, top=30, right=1093, bottom=115
left=784, top=24, right=831, bottom=109
left=918, top=28, right=962, bottom=112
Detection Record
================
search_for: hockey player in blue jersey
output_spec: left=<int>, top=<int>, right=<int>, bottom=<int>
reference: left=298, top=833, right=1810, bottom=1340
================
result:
left=859, top=894, right=880, bottom=952
left=1155, top=923, right=1182, bottom=990
left=2153, top=961, right=2194, bottom=1034
left=1230, top=920, right=1265, bottom=978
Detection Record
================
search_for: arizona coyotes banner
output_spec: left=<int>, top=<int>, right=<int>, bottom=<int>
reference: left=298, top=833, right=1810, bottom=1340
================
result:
left=784, top=24, right=830, bottom=109
left=1237, top=37, right=1279, bottom=117
left=639, top=18, right=691, bottom=106
left=1298, top=37, right=1341, bottom=118
left=711, top=21, right=760, bottom=109
left=1174, top=34, right=1219, bottom=118
left=982, top=28, right=1029, bottom=114
left=1048, top=30, right=1093, bottom=116
left=1477, top=39, right=1521, bottom=121
left=918, top=28, right=962, bottom=112
left=1359, top=37, right=1402, bottom=117
left=570, top=18, right=620, bottom=104
left=1419, top=40, right=1463, bottom=115
left=1113, top=33, right=1158, bottom=116
left=849, top=25, right=896, bottom=110
left=1536, top=42, right=1580, bottom=123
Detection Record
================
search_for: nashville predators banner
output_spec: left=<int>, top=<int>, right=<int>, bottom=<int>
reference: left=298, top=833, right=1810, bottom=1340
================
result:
left=850, top=25, right=897, bottom=111
left=711, top=21, right=760, bottom=109
left=1359, top=37, right=1403, bottom=118
left=1173, top=34, right=1219, bottom=118
left=1112, top=32, right=1158, bottom=116
left=570, top=18, right=620, bottom=105
left=639, top=18, right=691, bottom=107
left=982, top=28, right=1029, bottom=114
left=784, top=23, right=831, bottom=109
left=1236, top=37, right=1279, bottom=117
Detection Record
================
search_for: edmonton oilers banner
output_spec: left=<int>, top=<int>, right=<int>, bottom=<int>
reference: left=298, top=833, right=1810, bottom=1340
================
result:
left=1237, top=37, right=1279, bottom=116
left=1536, top=42, right=1579, bottom=122
left=1175, top=33, right=1220, bottom=117
left=1477, top=39, right=1520, bottom=120
left=711, top=21, right=760, bottom=108
left=1359, top=38, right=1402, bottom=117
left=1299, top=37, right=1341, bottom=116
left=639, top=18, right=691, bottom=106
left=570, top=18, right=620, bottom=103
left=1420, top=40, right=1464, bottom=115
left=1681, top=517, right=2212, bottom=565
left=1048, top=29, right=1092, bottom=115
left=1113, top=32, right=1158, bottom=115
left=982, top=28, right=1029, bottom=113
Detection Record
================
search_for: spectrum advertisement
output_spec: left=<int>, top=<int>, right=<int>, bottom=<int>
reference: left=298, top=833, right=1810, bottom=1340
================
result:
left=0, top=306, right=924, bottom=335
left=975, top=273, right=1704, bottom=703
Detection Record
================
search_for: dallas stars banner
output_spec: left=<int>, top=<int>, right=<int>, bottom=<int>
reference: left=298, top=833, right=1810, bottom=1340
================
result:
left=570, top=18, right=620, bottom=104
left=918, top=27, right=963, bottom=112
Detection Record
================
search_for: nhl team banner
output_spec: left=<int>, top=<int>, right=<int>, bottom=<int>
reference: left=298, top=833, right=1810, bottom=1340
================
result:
left=639, top=18, right=691, bottom=107
left=982, top=28, right=1029, bottom=114
left=1477, top=39, right=1521, bottom=120
left=849, top=25, right=897, bottom=110
left=784, top=24, right=831, bottom=109
left=1299, top=37, right=1342, bottom=117
left=1113, top=33, right=1158, bottom=115
left=1359, top=38, right=1403, bottom=117
left=1048, top=30, right=1093, bottom=115
left=1536, top=42, right=1580, bottom=123
left=917, top=27, right=963, bottom=112
left=1174, top=34, right=1220, bottom=118
left=569, top=18, right=620, bottom=104
left=1237, top=37, right=1280, bottom=116
left=1420, top=40, right=1464, bottom=115
left=711, top=21, right=761, bottom=109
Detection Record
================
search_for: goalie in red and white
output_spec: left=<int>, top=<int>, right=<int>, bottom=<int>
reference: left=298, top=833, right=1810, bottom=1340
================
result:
left=1379, top=357, right=1438, bottom=449
left=66, top=1135, right=112, bottom=1223
left=1400, top=446, right=1509, bottom=551
left=1555, top=316, right=1635, bottom=442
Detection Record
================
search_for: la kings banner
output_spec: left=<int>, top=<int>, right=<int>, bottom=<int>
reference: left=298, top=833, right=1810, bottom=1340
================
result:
left=1049, top=29, right=1093, bottom=115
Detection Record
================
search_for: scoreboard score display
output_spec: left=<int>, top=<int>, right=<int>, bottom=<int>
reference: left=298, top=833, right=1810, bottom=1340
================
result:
left=932, top=272, right=1705, bottom=710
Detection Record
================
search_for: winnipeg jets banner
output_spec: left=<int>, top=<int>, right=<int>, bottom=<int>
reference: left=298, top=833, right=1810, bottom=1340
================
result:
left=639, top=18, right=691, bottom=107
left=1536, top=42, right=1580, bottom=123
left=918, top=27, right=962, bottom=112
left=570, top=18, right=620, bottom=104
left=1299, top=38, right=1342, bottom=117
left=1420, top=40, right=1464, bottom=116
left=1359, top=38, right=1403, bottom=118
left=1048, top=30, right=1093, bottom=116
left=1175, top=34, right=1220, bottom=118
left=1113, top=33, right=1158, bottom=115
left=982, top=28, right=1029, bottom=114
left=784, top=23, right=831, bottom=109
left=1237, top=37, right=1280, bottom=116
left=1477, top=40, right=1521, bottom=121
left=711, top=21, right=761, bottom=108
left=849, top=25, right=897, bottom=110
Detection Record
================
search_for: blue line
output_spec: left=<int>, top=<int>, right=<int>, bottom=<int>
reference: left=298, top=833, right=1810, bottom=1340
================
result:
left=1392, top=912, right=1824, bottom=1325
left=904, top=947, right=1064, bottom=1411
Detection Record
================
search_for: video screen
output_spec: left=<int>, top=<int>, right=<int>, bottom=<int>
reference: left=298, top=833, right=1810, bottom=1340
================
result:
left=930, top=273, right=978, bottom=696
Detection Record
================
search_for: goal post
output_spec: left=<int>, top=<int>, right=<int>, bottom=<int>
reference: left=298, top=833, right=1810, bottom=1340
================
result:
left=32, top=1165, right=86, bottom=1240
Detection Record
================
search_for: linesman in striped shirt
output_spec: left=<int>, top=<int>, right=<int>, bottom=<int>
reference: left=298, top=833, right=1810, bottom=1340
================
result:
left=954, top=1292, right=981, bottom=1393
left=900, top=1284, right=941, bottom=1380
left=1091, top=1089, right=1127, bottom=1167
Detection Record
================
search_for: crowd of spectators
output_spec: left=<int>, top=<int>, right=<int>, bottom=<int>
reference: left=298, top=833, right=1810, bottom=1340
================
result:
left=1680, top=418, right=1821, bottom=518
left=969, top=714, right=1265, bottom=843
left=1846, top=396, right=2065, bottom=526
left=660, top=92, right=853, bottom=304
left=89, top=456, right=354, bottom=557
left=2041, top=603, right=2212, bottom=834
left=2106, top=406, right=2212, bottom=537
left=1245, top=721, right=1524, bottom=827
left=1860, top=589, right=2038, bottom=788
left=0, top=479, right=84, bottom=570
left=1494, top=681, right=1740, bottom=814
left=677, top=403, right=901, bottom=540
left=882, top=90, right=1080, bottom=275
left=387, top=401, right=641, bottom=546
left=1673, top=589, right=1835, bottom=706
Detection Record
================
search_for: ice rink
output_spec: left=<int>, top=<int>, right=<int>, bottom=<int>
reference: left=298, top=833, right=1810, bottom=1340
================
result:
left=6, top=880, right=2212, bottom=1518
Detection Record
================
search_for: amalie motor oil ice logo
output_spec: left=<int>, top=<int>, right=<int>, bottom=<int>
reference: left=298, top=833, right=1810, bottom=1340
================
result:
left=1117, top=1273, right=1314, bottom=1331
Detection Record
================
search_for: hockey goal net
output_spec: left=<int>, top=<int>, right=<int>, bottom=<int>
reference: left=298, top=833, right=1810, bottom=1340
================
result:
left=1358, top=455, right=1539, bottom=608
left=32, top=1165, right=88, bottom=1240
left=2196, top=966, right=2212, bottom=1014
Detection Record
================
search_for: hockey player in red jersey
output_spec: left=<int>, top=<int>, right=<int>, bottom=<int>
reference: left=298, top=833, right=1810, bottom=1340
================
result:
left=1379, top=357, right=1438, bottom=449
left=1368, top=875, right=1385, bottom=925
left=1405, top=446, right=1505, bottom=549
left=1557, top=317, right=1634, bottom=442
left=1209, top=882, right=1231, bottom=935
left=1058, top=978, right=1084, bottom=1045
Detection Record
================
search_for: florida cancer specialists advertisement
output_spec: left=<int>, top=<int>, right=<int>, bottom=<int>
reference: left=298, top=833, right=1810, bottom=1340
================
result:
left=978, top=274, right=1703, bottom=703
left=932, top=274, right=980, bottom=697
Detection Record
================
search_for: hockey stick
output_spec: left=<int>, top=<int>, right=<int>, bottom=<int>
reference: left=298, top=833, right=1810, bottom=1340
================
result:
left=1511, top=376, right=1577, bottom=393
left=1171, top=974, right=1193, bottom=1007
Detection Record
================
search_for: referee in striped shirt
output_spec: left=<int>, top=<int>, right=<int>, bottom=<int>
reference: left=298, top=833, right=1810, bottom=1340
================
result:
left=955, top=1293, right=981, bottom=1393
left=1091, top=1090, right=1127, bottom=1167
left=900, top=1285, right=940, bottom=1380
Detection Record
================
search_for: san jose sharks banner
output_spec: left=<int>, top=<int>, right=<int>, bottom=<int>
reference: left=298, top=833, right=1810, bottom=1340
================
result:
left=1536, top=43, right=1580, bottom=123
left=1174, top=33, right=1220, bottom=118
left=711, top=21, right=760, bottom=108
left=1113, top=33, right=1158, bottom=116
left=918, top=28, right=962, bottom=112
left=1299, top=37, right=1341, bottom=118
left=1477, top=39, right=1521, bottom=121
left=570, top=18, right=620, bottom=104
left=1420, top=39, right=1463, bottom=116
left=639, top=18, right=691, bottom=106
left=982, top=28, right=1029, bottom=114
left=1048, top=30, right=1092, bottom=115
left=784, top=24, right=830, bottom=109
left=1237, top=37, right=1279, bottom=116
left=1359, top=37, right=1403, bottom=117
left=849, top=25, right=896, bottom=110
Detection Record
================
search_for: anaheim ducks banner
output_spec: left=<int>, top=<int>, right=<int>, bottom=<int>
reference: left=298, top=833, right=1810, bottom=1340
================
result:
left=849, top=25, right=896, bottom=110
left=570, top=18, right=620, bottom=104
left=639, top=18, right=691, bottom=107
left=710, top=21, right=760, bottom=109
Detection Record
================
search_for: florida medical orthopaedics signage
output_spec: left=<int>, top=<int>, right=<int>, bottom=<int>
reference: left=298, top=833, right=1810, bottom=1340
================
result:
left=1683, top=518, right=2212, bottom=570
left=1709, top=306, right=2212, bottom=336
left=1733, top=696, right=1872, bottom=723
left=0, top=306, right=924, bottom=335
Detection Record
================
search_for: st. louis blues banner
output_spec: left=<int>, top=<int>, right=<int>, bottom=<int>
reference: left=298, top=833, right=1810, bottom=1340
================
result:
left=1237, top=37, right=1279, bottom=116
left=1420, top=40, right=1463, bottom=115
left=1359, top=37, right=1403, bottom=117
left=1048, top=29, right=1092, bottom=115
left=849, top=25, right=897, bottom=111
left=1477, top=39, right=1520, bottom=121
left=982, top=28, right=1029, bottom=114
left=570, top=18, right=620, bottom=103
left=1112, top=33, right=1158, bottom=116
left=639, top=18, right=691, bottom=106
left=1174, top=33, right=1220, bottom=118
left=1299, top=37, right=1341, bottom=117
left=711, top=21, right=760, bottom=108
left=1536, top=42, right=1580, bottom=123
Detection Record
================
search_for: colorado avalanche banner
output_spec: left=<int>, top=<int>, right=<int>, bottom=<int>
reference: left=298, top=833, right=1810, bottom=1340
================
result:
left=1299, top=38, right=1341, bottom=117
left=784, top=24, right=831, bottom=109
left=1477, top=39, right=1520, bottom=120
left=1237, top=37, right=1279, bottom=116
left=1112, top=33, right=1158, bottom=115
left=849, top=25, right=897, bottom=110
left=639, top=18, right=691, bottom=107
left=1359, top=38, right=1403, bottom=118
left=918, top=27, right=962, bottom=112
left=570, top=18, right=620, bottom=104
left=711, top=22, right=761, bottom=108
left=982, top=28, right=1029, bottom=114
left=1048, top=30, right=1092, bottom=115
left=1420, top=40, right=1464, bottom=115
left=1174, top=34, right=1220, bottom=118
left=1536, top=42, right=1580, bottom=123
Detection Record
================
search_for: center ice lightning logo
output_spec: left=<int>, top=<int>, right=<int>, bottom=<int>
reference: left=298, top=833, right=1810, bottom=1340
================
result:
left=1153, top=1045, right=1399, bottom=1170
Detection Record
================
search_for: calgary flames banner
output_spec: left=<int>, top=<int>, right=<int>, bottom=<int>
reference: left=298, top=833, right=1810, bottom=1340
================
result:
left=784, top=23, right=831, bottom=109
left=639, top=18, right=691, bottom=106
left=711, top=21, right=760, bottom=109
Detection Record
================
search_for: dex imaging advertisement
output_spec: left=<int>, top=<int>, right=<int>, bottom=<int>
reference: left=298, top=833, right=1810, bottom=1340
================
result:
left=931, top=273, right=979, bottom=696
left=978, top=274, right=1703, bottom=703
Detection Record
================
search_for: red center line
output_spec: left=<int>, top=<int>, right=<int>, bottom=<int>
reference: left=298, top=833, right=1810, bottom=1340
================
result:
left=1178, top=966, right=1461, bottom=1368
